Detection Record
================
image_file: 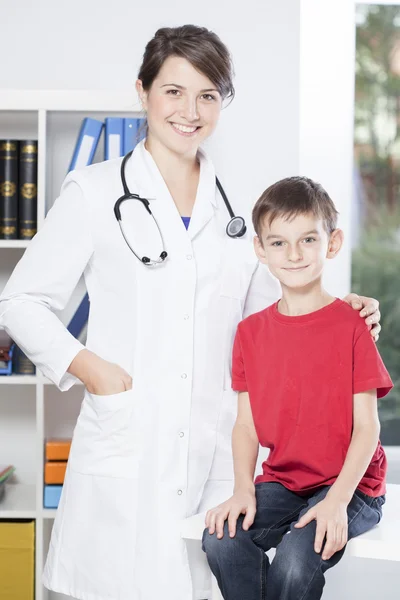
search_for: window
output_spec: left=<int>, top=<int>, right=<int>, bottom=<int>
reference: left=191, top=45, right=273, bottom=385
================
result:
left=353, top=4, right=400, bottom=444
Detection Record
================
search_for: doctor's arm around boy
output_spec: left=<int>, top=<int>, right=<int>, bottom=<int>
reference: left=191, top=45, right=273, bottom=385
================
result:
left=202, top=176, right=393, bottom=600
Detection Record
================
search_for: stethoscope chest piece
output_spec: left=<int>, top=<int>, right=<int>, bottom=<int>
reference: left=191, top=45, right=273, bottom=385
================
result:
left=226, top=216, right=247, bottom=238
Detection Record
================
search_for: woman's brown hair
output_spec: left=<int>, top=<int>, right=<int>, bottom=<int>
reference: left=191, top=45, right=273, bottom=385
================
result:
left=138, top=25, right=235, bottom=101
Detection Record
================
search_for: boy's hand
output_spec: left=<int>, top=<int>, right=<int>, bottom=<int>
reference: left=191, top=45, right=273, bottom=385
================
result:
left=343, top=293, right=381, bottom=342
left=205, top=488, right=256, bottom=539
left=294, top=497, right=348, bottom=560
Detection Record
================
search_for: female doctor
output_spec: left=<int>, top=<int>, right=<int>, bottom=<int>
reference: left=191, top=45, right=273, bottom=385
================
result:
left=0, top=25, right=381, bottom=600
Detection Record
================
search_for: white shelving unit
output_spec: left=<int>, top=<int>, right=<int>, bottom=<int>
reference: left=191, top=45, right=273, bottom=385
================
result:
left=0, top=89, right=141, bottom=600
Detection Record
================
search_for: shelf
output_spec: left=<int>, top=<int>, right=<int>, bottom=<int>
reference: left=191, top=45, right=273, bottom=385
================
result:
left=0, top=375, right=38, bottom=384
left=0, top=375, right=83, bottom=386
left=0, top=483, right=36, bottom=518
left=0, top=89, right=141, bottom=112
left=0, top=240, right=29, bottom=249
left=42, top=508, right=57, bottom=519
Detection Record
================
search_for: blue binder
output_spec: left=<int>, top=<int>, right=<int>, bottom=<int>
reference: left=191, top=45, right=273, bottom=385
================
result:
left=123, top=118, right=146, bottom=154
left=137, top=118, right=146, bottom=143
left=67, top=294, right=90, bottom=339
left=68, top=118, right=103, bottom=172
left=105, top=117, right=124, bottom=160
left=123, top=118, right=138, bottom=154
left=66, top=118, right=103, bottom=338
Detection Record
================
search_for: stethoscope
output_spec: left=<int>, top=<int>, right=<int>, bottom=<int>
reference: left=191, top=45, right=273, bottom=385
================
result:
left=114, top=150, right=247, bottom=266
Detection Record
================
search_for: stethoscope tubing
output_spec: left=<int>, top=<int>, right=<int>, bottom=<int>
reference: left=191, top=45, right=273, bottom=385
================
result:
left=114, top=150, right=246, bottom=264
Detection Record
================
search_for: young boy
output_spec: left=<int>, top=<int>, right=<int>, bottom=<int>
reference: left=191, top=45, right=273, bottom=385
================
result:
left=202, top=176, right=393, bottom=600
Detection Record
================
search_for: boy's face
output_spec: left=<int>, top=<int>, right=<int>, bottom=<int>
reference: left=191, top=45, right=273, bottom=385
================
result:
left=254, top=212, right=343, bottom=290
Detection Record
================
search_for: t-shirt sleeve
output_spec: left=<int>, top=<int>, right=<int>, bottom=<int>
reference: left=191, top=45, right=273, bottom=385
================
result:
left=231, top=326, right=248, bottom=392
left=353, top=326, right=393, bottom=398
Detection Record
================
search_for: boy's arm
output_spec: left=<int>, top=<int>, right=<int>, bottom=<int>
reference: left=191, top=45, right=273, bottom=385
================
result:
left=295, top=389, right=380, bottom=560
left=206, top=392, right=259, bottom=538
left=325, top=389, right=380, bottom=505
left=233, top=391, right=260, bottom=495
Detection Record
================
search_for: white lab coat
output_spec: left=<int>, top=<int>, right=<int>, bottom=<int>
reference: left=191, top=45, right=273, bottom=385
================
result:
left=0, top=141, right=280, bottom=600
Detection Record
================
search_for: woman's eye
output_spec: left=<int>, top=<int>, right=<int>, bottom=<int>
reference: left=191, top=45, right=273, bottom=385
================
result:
left=272, top=241, right=284, bottom=247
left=166, top=89, right=181, bottom=96
left=303, top=237, right=316, bottom=243
left=202, top=94, right=216, bottom=101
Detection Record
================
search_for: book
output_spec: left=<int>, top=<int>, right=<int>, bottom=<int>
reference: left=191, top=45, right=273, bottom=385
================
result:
left=0, top=465, right=15, bottom=483
left=0, top=330, right=13, bottom=375
left=18, top=140, right=38, bottom=240
left=0, top=140, right=19, bottom=239
left=105, top=117, right=124, bottom=159
left=12, top=345, right=36, bottom=375
left=68, top=118, right=103, bottom=172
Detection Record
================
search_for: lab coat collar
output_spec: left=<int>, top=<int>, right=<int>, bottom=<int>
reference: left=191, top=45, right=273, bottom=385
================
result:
left=127, top=139, right=217, bottom=206
left=127, top=140, right=218, bottom=242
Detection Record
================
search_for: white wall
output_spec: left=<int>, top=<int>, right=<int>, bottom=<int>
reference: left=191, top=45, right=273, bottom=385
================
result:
left=1, top=0, right=399, bottom=598
left=299, top=0, right=355, bottom=297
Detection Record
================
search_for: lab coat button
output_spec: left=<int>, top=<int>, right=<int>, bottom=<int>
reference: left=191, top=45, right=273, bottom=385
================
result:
left=177, top=489, right=183, bottom=495
left=181, top=373, right=187, bottom=379
left=183, top=314, right=189, bottom=320
left=179, top=431, right=185, bottom=438
left=186, top=254, right=193, bottom=260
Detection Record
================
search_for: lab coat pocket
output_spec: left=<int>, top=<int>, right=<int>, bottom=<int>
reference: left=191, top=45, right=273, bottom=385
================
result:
left=69, top=388, right=138, bottom=479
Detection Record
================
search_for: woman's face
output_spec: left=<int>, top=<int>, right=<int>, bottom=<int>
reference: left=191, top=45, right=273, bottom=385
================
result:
left=136, top=55, right=222, bottom=157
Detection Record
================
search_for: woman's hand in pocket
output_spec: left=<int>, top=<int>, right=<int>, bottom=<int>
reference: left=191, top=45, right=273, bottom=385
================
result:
left=68, top=349, right=132, bottom=395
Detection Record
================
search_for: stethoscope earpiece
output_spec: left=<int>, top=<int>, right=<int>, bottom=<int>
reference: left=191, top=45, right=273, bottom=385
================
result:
left=115, top=152, right=246, bottom=265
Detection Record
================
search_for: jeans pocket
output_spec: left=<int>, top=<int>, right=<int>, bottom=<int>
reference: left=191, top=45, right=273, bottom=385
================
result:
left=373, top=494, right=385, bottom=522
left=348, top=491, right=383, bottom=537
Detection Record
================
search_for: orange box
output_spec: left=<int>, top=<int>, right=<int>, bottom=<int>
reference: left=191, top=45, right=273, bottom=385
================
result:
left=44, top=461, right=67, bottom=484
left=45, top=439, right=71, bottom=461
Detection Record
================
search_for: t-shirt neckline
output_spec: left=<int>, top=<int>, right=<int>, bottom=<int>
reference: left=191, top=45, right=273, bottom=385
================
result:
left=271, top=297, right=342, bottom=324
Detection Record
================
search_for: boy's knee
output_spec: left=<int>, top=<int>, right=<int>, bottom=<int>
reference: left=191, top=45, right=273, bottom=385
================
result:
left=201, top=523, right=239, bottom=561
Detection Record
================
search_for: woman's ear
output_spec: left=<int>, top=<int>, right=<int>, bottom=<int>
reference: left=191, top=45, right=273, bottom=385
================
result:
left=327, top=228, right=344, bottom=259
left=135, top=79, right=148, bottom=112
left=253, top=235, right=268, bottom=264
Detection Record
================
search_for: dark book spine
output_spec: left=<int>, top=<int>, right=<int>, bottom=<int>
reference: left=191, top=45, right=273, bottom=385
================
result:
left=19, top=140, right=38, bottom=240
left=0, top=140, right=19, bottom=239
left=12, top=345, right=36, bottom=375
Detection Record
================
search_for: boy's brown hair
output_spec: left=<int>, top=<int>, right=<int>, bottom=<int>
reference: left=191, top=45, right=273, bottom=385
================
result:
left=252, top=176, right=339, bottom=240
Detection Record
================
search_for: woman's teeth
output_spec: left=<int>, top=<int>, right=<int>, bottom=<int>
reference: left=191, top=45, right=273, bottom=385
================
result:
left=171, top=123, right=198, bottom=134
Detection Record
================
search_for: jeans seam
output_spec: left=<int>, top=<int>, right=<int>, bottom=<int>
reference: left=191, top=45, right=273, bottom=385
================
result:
left=260, top=546, right=265, bottom=600
left=298, top=558, right=323, bottom=600
left=252, top=504, right=308, bottom=543
left=348, top=498, right=367, bottom=527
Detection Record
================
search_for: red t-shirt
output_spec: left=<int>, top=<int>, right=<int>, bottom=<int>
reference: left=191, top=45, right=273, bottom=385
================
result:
left=232, top=298, right=393, bottom=497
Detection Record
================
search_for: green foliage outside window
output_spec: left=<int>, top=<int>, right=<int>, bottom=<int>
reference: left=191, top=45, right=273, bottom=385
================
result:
left=354, top=5, right=400, bottom=442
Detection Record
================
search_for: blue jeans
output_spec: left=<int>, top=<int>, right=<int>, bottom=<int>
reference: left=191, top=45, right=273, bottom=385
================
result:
left=202, top=482, right=384, bottom=600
